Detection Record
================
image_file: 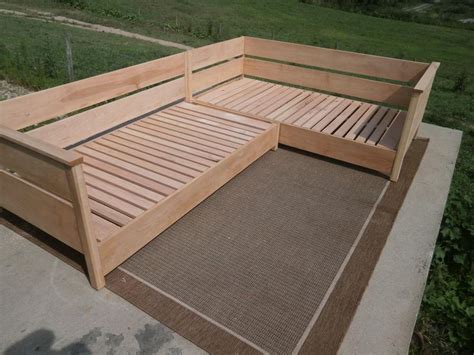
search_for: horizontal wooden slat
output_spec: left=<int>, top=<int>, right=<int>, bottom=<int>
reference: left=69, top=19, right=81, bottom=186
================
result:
left=0, top=170, right=82, bottom=251
left=244, top=58, right=414, bottom=108
left=28, top=78, right=185, bottom=148
left=244, top=37, right=428, bottom=83
left=1, top=53, right=185, bottom=130
left=192, top=57, right=243, bottom=94
left=1, top=141, right=71, bottom=199
left=279, top=123, right=396, bottom=176
left=191, top=37, right=244, bottom=71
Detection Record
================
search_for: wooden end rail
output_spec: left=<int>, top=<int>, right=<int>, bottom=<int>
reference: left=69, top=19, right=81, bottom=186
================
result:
left=0, top=126, right=105, bottom=289
left=390, top=62, right=439, bottom=181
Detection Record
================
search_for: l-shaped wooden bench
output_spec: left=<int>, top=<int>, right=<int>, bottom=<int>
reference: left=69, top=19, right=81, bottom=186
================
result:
left=0, top=37, right=438, bottom=289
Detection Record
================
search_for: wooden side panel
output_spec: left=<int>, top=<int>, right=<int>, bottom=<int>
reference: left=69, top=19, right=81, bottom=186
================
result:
left=192, top=57, right=243, bottom=94
left=191, top=37, right=244, bottom=71
left=1, top=53, right=185, bottom=130
left=0, top=141, right=71, bottom=199
left=279, top=124, right=395, bottom=176
left=98, top=124, right=278, bottom=275
left=244, top=37, right=428, bottom=83
left=244, top=58, right=413, bottom=108
left=28, top=78, right=186, bottom=148
left=0, top=170, right=82, bottom=252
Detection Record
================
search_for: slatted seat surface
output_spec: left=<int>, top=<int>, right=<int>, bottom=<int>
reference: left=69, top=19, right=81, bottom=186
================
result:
left=74, top=102, right=273, bottom=242
left=197, top=78, right=407, bottom=151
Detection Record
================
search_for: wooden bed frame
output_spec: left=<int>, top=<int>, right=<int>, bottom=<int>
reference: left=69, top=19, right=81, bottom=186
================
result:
left=0, top=37, right=438, bottom=289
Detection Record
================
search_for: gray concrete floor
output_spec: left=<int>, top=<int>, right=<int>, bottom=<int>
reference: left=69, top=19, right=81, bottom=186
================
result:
left=0, top=123, right=461, bottom=354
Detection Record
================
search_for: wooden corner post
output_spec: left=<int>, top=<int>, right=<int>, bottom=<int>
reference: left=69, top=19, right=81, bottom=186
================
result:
left=66, top=164, right=105, bottom=289
left=390, top=92, right=420, bottom=182
left=185, top=50, right=193, bottom=103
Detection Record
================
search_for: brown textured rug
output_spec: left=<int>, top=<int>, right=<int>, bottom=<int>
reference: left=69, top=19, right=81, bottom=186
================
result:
left=1, top=139, right=428, bottom=355
left=108, top=139, right=428, bottom=354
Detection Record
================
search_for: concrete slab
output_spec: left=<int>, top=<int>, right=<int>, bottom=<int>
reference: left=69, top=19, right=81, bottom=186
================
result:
left=0, top=225, right=206, bottom=355
left=339, top=123, right=462, bottom=354
left=0, top=122, right=461, bottom=354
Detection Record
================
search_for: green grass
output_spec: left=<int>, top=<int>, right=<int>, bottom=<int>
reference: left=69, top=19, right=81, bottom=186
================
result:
left=1, top=1, right=473, bottom=352
left=0, top=14, right=181, bottom=89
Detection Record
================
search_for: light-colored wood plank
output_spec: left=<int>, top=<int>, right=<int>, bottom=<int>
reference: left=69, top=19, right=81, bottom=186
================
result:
left=192, top=57, right=243, bottom=94
left=150, top=111, right=250, bottom=143
left=84, top=164, right=164, bottom=202
left=366, top=109, right=399, bottom=145
left=208, top=79, right=258, bottom=104
left=132, top=123, right=233, bottom=156
left=185, top=50, right=192, bottom=102
left=141, top=118, right=242, bottom=149
left=112, top=131, right=213, bottom=169
left=344, top=105, right=379, bottom=140
left=230, top=84, right=281, bottom=112
left=104, top=133, right=207, bottom=172
left=88, top=199, right=132, bottom=227
left=254, top=87, right=304, bottom=117
left=169, top=106, right=261, bottom=136
left=379, top=111, right=407, bottom=150
left=85, top=173, right=156, bottom=210
left=82, top=154, right=176, bottom=196
left=95, top=137, right=201, bottom=178
left=332, top=103, right=373, bottom=138
left=1, top=141, right=71, bottom=199
left=301, top=97, right=345, bottom=129
left=29, top=77, right=185, bottom=148
left=243, top=85, right=290, bottom=114
left=86, top=185, right=145, bottom=218
left=120, top=126, right=223, bottom=162
left=179, top=102, right=271, bottom=130
left=84, top=141, right=192, bottom=185
left=191, top=37, right=244, bottom=71
left=267, top=92, right=312, bottom=120
left=225, top=83, right=275, bottom=110
left=197, top=78, right=252, bottom=102
left=99, top=124, right=278, bottom=275
left=279, top=123, right=395, bottom=176
left=356, top=107, right=389, bottom=142
left=283, top=93, right=330, bottom=124
left=66, top=164, right=105, bottom=289
left=1, top=53, right=185, bottom=130
left=216, top=80, right=268, bottom=106
left=1, top=126, right=82, bottom=166
left=76, top=145, right=184, bottom=190
left=275, top=93, right=322, bottom=122
left=0, top=170, right=82, bottom=251
left=414, top=62, right=440, bottom=92
left=244, top=37, right=428, bottom=83
left=312, top=99, right=353, bottom=131
left=244, top=58, right=414, bottom=108
left=322, top=101, right=362, bottom=134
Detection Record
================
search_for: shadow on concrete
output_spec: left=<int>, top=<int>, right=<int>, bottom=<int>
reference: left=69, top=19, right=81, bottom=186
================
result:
left=4, top=329, right=91, bottom=355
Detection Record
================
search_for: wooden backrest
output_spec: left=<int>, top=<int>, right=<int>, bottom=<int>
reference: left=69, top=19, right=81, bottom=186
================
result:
left=188, top=37, right=245, bottom=96
left=243, top=37, right=430, bottom=109
left=0, top=52, right=185, bottom=131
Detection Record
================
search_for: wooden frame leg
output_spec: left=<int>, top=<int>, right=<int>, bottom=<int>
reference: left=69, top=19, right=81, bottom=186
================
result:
left=66, top=165, right=105, bottom=289
left=271, top=122, right=280, bottom=151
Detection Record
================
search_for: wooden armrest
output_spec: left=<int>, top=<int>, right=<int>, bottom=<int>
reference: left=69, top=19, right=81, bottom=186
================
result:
left=0, top=126, right=82, bottom=167
left=414, top=62, right=440, bottom=93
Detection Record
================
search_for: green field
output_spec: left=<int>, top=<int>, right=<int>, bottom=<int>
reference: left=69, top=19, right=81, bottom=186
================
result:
left=1, top=1, right=473, bottom=353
